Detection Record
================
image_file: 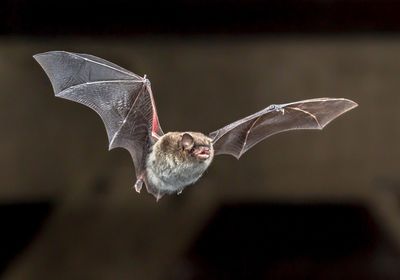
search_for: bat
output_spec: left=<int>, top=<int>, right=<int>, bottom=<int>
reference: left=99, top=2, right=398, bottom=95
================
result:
left=34, top=51, right=358, bottom=201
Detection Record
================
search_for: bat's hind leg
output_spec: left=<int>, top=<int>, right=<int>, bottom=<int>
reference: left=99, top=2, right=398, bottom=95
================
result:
left=133, top=177, right=144, bottom=193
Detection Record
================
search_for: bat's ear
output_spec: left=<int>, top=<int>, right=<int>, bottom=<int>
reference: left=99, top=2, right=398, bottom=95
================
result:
left=181, top=133, right=194, bottom=150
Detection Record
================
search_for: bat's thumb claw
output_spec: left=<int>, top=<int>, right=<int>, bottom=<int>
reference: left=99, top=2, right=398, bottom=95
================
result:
left=134, top=179, right=143, bottom=193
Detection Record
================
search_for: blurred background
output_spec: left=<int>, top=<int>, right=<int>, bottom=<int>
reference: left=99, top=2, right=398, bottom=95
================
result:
left=1, top=0, right=400, bottom=279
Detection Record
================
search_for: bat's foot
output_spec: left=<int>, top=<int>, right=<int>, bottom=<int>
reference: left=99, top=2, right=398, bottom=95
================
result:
left=134, top=179, right=143, bottom=193
left=177, top=190, right=183, bottom=195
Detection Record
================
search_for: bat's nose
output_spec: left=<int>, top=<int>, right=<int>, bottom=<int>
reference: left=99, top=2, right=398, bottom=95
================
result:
left=193, top=145, right=212, bottom=160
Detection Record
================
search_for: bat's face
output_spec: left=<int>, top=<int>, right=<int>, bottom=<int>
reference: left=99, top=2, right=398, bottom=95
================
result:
left=179, top=132, right=214, bottom=162
left=157, top=132, right=214, bottom=164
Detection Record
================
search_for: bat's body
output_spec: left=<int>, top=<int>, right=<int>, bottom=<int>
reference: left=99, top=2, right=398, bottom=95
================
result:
left=145, top=132, right=214, bottom=198
left=34, top=51, right=358, bottom=200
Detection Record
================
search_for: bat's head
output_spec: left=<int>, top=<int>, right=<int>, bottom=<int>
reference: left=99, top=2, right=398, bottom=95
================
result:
left=158, top=132, right=214, bottom=164
left=179, top=132, right=214, bottom=162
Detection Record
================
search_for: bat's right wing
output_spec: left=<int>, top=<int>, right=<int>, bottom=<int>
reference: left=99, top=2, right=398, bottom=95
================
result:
left=209, top=98, right=357, bottom=159
left=34, top=51, right=164, bottom=193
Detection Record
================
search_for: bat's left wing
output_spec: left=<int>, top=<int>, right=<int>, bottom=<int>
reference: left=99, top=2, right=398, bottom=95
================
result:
left=209, top=98, right=357, bottom=159
left=34, top=51, right=164, bottom=193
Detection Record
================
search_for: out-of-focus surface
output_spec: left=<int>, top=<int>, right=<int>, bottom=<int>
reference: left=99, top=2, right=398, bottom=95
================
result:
left=1, top=1, right=400, bottom=278
left=0, top=37, right=399, bottom=279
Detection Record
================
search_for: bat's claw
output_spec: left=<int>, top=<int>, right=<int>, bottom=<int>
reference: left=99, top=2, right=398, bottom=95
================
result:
left=134, top=179, right=143, bottom=193
left=269, top=104, right=285, bottom=114
left=143, top=74, right=150, bottom=86
left=177, top=190, right=183, bottom=195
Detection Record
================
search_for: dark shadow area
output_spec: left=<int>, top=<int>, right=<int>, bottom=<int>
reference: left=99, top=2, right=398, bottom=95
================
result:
left=2, top=0, right=400, bottom=35
left=181, top=203, right=400, bottom=280
left=0, top=202, right=53, bottom=275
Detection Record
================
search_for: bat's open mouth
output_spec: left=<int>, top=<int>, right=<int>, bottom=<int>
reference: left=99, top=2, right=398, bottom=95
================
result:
left=193, top=146, right=211, bottom=160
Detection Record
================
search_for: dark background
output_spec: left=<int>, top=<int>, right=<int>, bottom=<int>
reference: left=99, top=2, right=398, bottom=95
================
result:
left=3, top=0, right=400, bottom=35
left=1, top=0, right=400, bottom=279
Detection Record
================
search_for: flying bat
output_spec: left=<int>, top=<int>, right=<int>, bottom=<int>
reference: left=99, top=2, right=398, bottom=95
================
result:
left=34, top=51, right=358, bottom=200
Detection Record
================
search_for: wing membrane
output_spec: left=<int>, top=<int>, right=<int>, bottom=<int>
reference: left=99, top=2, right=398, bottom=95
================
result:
left=210, top=98, right=357, bottom=159
left=34, top=51, right=163, bottom=177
